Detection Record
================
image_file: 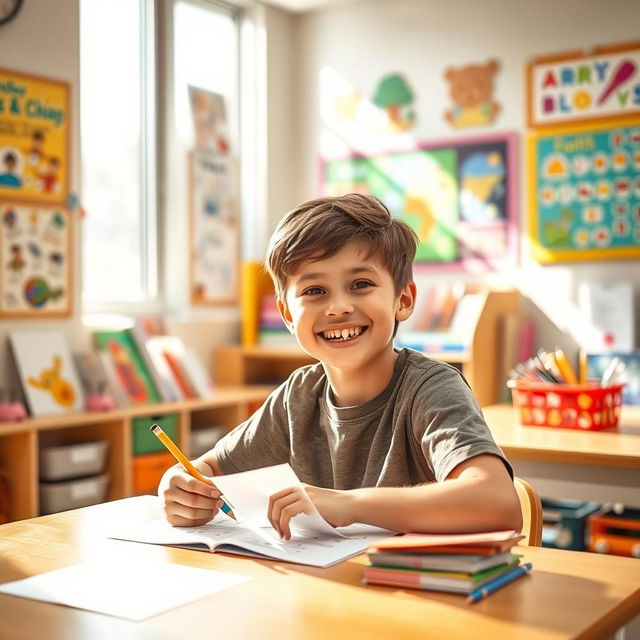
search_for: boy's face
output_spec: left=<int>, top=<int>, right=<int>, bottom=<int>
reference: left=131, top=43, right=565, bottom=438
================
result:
left=278, top=240, right=415, bottom=372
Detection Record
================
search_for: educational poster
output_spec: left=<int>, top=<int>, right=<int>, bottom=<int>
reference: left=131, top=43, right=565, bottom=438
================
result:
left=9, top=331, right=85, bottom=416
left=322, top=133, right=517, bottom=270
left=0, top=203, right=71, bottom=317
left=528, top=118, right=640, bottom=263
left=0, top=68, right=70, bottom=203
left=527, top=43, right=640, bottom=128
left=189, top=151, right=239, bottom=305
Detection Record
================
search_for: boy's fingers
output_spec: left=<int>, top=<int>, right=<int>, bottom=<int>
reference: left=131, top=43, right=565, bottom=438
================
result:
left=169, top=500, right=217, bottom=523
left=180, top=475, right=221, bottom=498
left=268, top=488, right=299, bottom=536
left=175, top=487, right=219, bottom=510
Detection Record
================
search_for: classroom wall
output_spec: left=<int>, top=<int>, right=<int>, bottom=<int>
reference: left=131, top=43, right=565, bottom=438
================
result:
left=0, top=0, right=86, bottom=391
left=288, top=0, right=640, bottom=358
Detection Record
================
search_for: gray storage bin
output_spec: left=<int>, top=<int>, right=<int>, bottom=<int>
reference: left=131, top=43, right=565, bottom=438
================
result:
left=39, top=474, right=109, bottom=515
left=39, top=441, right=108, bottom=481
left=190, top=426, right=227, bottom=458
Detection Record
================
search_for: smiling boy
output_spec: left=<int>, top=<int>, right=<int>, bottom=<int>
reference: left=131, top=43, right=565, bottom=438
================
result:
left=159, top=194, right=521, bottom=539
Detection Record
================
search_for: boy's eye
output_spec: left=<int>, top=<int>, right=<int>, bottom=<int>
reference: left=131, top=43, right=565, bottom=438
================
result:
left=302, top=286, right=325, bottom=296
left=351, top=280, right=373, bottom=290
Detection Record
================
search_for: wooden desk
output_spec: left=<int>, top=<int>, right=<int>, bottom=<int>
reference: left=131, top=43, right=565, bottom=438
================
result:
left=483, top=404, right=640, bottom=505
left=1, top=501, right=639, bottom=640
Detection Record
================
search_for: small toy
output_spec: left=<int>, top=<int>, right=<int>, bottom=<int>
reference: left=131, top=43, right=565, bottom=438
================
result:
left=85, top=382, right=116, bottom=412
left=0, top=389, right=27, bottom=422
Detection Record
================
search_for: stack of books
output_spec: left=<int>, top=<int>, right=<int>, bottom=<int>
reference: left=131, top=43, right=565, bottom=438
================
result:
left=364, top=530, right=531, bottom=602
left=258, top=295, right=296, bottom=346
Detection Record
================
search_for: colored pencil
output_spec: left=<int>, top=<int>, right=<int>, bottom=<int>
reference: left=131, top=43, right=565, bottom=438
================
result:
left=466, top=562, right=532, bottom=603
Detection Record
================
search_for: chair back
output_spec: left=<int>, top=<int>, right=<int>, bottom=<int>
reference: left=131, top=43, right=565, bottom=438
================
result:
left=514, top=476, right=543, bottom=546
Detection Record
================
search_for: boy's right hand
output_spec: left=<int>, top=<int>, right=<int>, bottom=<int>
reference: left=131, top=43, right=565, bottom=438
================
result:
left=158, top=464, right=223, bottom=526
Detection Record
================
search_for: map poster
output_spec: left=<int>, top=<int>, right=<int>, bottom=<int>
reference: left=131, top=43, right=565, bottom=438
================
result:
left=0, top=203, right=71, bottom=317
left=0, top=67, right=70, bottom=204
left=322, top=133, right=518, bottom=271
left=528, top=118, right=640, bottom=263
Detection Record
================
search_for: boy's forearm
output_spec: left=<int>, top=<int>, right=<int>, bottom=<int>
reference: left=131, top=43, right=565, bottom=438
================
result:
left=349, top=477, right=522, bottom=533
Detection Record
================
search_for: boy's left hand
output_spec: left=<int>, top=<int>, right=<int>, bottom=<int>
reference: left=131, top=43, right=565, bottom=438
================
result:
left=268, top=484, right=354, bottom=540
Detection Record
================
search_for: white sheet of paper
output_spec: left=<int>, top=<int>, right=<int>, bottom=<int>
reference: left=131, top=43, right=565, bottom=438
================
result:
left=213, top=463, right=344, bottom=538
left=0, top=559, right=250, bottom=621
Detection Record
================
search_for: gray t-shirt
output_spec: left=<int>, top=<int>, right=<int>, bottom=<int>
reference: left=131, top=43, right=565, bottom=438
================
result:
left=213, top=348, right=512, bottom=488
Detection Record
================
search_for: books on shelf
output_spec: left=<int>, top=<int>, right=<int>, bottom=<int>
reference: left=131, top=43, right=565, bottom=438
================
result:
left=258, top=294, right=297, bottom=346
left=364, top=530, right=527, bottom=595
left=93, top=330, right=162, bottom=406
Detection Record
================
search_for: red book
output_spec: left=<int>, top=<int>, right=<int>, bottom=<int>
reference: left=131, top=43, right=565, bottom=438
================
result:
left=370, top=530, right=524, bottom=554
left=163, top=351, right=197, bottom=399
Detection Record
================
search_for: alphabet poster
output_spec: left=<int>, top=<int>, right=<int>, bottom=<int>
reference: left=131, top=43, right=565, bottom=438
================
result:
left=527, top=43, right=640, bottom=128
left=0, top=68, right=70, bottom=204
left=322, top=133, right=518, bottom=271
left=0, top=203, right=71, bottom=316
left=527, top=118, right=640, bottom=263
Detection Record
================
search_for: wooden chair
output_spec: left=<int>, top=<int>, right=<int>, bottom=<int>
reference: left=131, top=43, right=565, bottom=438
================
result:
left=514, top=476, right=543, bottom=546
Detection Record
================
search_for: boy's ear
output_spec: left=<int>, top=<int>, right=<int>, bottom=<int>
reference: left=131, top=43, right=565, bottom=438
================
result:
left=395, top=281, right=417, bottom=322
left=276, top=297, right=294, bottom=333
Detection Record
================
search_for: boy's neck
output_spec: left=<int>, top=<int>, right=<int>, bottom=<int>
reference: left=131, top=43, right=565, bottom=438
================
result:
left=322, top=347, right=398, bottom=407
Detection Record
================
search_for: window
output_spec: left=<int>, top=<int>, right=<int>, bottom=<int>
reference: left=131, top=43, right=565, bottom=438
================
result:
left=81, top=0, right=243, bottom=309
left=80, top=0, right=157, bottom=306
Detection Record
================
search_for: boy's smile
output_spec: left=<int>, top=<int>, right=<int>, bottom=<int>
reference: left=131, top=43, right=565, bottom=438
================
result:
left=278, top=240, right=415, bottom=405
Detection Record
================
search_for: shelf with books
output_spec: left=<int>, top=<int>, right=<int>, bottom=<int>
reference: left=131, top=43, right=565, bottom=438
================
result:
left=0, top=386, right=274, bottom=524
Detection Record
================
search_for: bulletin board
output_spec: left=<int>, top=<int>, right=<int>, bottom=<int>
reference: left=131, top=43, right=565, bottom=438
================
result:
left=527, top=117, right=640, bottom=263
left=189, top=150, right=239, bottom=305
left=0, top=203, right=72, bottom=317
left=0, top=67, right=70, bottom=204
left=527, top=41, right=640, bottom=129
left=321, top=133, right=518, bottom=271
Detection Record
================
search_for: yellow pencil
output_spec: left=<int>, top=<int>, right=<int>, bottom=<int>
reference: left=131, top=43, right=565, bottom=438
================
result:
left=150, top=424, right=236, bottom=520
left=553, top=348, right=578, bottom=384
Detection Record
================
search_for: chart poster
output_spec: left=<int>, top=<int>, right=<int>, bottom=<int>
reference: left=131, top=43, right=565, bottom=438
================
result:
left=0, top=68, right=70, bottom=204
left=189, top=150, right=239, bottom=305
left=528, top=118, right=640, bottom=263
left=322, top=133, right=518, bottom=271
left=0, top=203, right=71, bottom=317
left=527, top=42, right=640, bottom=128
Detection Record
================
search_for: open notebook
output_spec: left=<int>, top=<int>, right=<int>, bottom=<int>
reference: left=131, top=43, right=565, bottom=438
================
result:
left=109, top=511, right=391, bottom=568
left=108, top=465, right=392, bottom=568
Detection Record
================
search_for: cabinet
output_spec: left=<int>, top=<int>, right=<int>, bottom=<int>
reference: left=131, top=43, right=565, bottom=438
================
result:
left=0, top=386, right=273, bottom=523
left=214, top=289, right=520, bottom=407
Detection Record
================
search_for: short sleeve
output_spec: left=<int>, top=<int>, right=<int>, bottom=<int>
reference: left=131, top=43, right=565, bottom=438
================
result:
left=213, top=380, right=291, bottom=474
left=411, top=365, right=513, bottom=482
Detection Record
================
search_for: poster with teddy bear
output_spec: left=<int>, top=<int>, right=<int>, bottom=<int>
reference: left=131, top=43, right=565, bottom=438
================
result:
left=443, top=59, right=501, bottom=129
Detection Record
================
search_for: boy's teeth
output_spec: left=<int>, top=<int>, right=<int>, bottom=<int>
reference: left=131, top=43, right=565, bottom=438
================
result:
left=323, top=327, right=363, bottom=340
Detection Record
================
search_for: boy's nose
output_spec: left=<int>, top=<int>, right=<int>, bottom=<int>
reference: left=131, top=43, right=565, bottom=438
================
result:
left=325, top=296, right=354, bottom=316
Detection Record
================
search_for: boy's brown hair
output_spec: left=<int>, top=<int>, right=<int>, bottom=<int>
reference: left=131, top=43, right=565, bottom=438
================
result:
left=265, top=193, right=418, bottom=299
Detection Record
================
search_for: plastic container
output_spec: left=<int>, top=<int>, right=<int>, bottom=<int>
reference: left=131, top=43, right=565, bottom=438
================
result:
left=131, top=414, right=179, bottom=455
left=508, top=381, right=624, bottom=430
left=190, top=425, right=226, bottom=458
left=541, top=498, right=600, bottom=551
left=588, top=506, right=640, bottom=558
left=39, top=441, right=109, bottom=481
left=132, top=452, right=175, bottom=495
left=39, top=474, right=109, bottom=515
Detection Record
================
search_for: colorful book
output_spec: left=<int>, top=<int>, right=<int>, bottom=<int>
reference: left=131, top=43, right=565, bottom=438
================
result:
left=362, top=558, right=521, bottom=594
left=370, top=530, right=524, bottom=554
left=93, top=330, right=161, bottom=405
left=367, top=550, right=519, bottom=573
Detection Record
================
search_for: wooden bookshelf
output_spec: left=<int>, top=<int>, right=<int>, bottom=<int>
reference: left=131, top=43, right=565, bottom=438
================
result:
left=0, top=386, right=273, bottom=523
left=214, top=289, right=520, bottom=407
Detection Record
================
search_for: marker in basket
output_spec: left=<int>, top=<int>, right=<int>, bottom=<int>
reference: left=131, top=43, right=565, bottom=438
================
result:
left=149, top=424, right=236, bottom=521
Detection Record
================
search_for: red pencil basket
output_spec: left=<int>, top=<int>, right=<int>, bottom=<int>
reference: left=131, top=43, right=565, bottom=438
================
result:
left=508, top=381, right=625, bottom=431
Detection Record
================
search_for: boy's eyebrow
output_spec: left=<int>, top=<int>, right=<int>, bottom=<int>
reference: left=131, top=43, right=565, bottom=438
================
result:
left=295, top=266, right=379, bottom=284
